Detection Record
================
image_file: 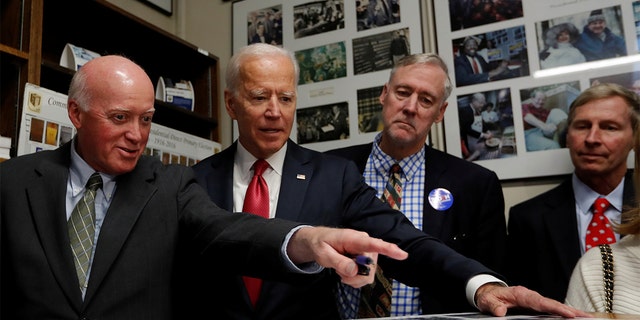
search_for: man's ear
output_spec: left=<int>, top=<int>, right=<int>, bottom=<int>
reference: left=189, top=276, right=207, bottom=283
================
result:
left=378, top=83, right=390, bottom=106
left=224, top=90, right=237, bottom=120
left=435, top=102, right=449, bottom=123
left=67, top=100, right=82, bottom=128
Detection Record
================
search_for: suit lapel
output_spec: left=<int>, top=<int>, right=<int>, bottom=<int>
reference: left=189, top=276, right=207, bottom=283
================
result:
left=542, top=180, right=582, bottom=276
left=82, top=158, right=157, bottom=303
left=275, top=141, right=312, bottom=221
left=28, top=147, right=83, bottom=308
left=203, top=145, right=236, bottom=211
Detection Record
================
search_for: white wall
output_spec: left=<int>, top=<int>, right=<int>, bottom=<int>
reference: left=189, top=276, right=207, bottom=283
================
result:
left=106, top=0, right=563, bottom=221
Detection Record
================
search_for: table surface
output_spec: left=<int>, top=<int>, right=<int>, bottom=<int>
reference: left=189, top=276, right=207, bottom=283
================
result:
left=357, top=311, right=640, bottom=319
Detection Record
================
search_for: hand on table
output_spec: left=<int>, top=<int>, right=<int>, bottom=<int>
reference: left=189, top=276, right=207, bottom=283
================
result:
left=475, top=283, right=592, bottom=318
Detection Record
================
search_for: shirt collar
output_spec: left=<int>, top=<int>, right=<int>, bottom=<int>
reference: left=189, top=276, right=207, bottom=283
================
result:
left=572, top=173, right=625, bottom=214
left=370, top=132, right=425, bottom=181
left=236, top=139, right=287, bottom=177
left=69, top=139, right=116, bottom=199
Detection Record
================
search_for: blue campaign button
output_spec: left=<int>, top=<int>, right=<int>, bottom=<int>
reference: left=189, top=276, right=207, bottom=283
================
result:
left=428, top=188, right=454, bottom=211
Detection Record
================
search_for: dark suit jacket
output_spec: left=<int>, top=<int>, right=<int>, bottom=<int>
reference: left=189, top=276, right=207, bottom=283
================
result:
left=506, top=171, right=635, bottom=302
left=327, top=143, right=506, bottom=313
left=0, top=142, right=302, bottom=320
left=454, top=53, right=491, bottom=86
left=189, top=140, right=500, bottom=319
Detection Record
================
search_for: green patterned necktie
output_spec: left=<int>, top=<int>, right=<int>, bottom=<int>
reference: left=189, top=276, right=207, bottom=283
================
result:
left=358, top=163, right=402, bottom=318
left=68, top=172, right=103, bottom=290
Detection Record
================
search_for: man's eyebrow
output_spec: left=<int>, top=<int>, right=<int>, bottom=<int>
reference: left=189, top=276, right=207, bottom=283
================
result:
left=249, top=88, right=268, bottom=96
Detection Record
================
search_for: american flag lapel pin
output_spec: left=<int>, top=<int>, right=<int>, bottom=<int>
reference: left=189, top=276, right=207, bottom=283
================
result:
left=296, top=174, right=306, bottom=180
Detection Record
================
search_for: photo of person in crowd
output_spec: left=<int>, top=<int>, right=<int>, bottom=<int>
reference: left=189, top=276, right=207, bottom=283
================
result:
left=246, top=6, right=282, bottom=46
left=294, top=0, right=344, bottom=39
left=297, top=102, right=350, bottom=144
left=352, top=28, right=410, bottom=75
left=296, top=42, right=347, bottom=85
left=453, top=25, right=529, bottom=87
left=355, top=0, right=400, bottom=31
left=449, top=0, right=523, bottom=31
left=458, top=88, right=517, bottom=162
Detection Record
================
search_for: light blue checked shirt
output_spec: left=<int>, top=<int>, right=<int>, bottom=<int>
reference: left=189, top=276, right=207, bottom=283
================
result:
left=337, top=133, right=425, bottom=317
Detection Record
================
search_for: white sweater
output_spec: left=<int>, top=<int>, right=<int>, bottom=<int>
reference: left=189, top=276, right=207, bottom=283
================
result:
left=565, top=234, right=640, bottom=315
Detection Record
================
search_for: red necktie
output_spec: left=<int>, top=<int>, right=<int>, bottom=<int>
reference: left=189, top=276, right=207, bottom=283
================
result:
left=242, top=159, right=270, bottom=306
left=585, top=197, right=616, bottom=251
left=471, top=57, right=480, bottom=74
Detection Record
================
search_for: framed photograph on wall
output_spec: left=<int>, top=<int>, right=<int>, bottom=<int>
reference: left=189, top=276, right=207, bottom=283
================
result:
left=232, top=0, right=424, bottom=151
left=434, top=0, right=637, bottom=180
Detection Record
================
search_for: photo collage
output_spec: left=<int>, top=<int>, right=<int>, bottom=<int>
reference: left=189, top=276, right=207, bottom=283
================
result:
left=437, top=0, right=639, bottom=179
left=233, top=0, right=423, bottom=151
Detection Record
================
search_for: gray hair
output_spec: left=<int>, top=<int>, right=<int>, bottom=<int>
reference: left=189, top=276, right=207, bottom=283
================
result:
left=226, top=43, right=299, bottom=96
left=68, top=64, right=92, bottom=111
left=388, top=53, right=453, bottom=100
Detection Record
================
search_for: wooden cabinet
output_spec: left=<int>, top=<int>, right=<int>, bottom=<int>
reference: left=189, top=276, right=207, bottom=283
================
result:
left=0, top=0, right=219, bottom=157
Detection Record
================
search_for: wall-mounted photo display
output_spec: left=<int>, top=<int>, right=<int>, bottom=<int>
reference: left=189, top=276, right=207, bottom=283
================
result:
left=435, top=0, right=637, bottom=180
left=233, top=0, right=423, bottom=151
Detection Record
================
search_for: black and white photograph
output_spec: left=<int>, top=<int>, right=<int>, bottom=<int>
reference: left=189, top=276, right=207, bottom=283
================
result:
left=293, top=0, right=344, bottom=39
left=355, top=0, right=400, bottom=31
left=296, top=102, right=350, bottom=144
left=352, top=27, right=410, bottom=75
